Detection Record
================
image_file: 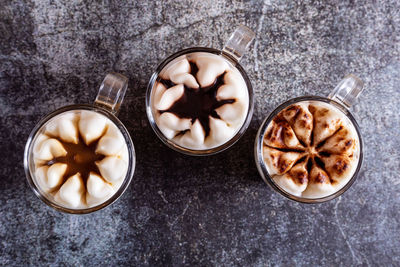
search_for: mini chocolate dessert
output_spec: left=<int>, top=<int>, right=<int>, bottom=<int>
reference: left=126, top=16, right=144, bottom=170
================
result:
left=262, top=101, right=360, bottom=198
left=151, top=52, right=249, bottom=150
left=32, top=110, right=129, bottom=208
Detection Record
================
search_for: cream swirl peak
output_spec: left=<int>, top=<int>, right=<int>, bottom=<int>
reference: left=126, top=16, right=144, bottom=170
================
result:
left=152, top=52, right=249, bottom=150
left=262, top=101, right=360, bottom=199
left=32, top=110, right=129, bottom=209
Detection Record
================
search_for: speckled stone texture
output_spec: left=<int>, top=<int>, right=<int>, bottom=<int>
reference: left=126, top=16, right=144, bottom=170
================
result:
left=1, top=0, right=399, bottom=266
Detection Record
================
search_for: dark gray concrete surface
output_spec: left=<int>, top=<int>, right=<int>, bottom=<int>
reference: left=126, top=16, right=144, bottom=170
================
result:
left=1, top=0, right=399, bottom=266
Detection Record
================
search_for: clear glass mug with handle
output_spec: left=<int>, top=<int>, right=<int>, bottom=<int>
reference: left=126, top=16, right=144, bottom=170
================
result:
left=24, top=73, right=135, bottom=214
left=255, top=75, right=364, bottom=203
left=146, top=25, right=255, bottom=156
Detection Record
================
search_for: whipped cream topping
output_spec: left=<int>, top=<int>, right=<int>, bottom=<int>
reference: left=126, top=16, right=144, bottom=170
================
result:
left=32, top=110, right=129, bottom=209
left=262, top=101, right=360, bottom=199
left=151, top=52, right=249, bottom=150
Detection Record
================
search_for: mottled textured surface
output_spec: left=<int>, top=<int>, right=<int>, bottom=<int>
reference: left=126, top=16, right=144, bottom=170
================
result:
left=1, top=0, right=399, bottom=266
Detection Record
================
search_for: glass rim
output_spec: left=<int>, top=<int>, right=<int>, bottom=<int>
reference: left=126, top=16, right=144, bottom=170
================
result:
left=145, top=47, right=254, bottom=156
left=24, top=104, right=136, bottom=214
left=254, top=96, right=364, bottom=203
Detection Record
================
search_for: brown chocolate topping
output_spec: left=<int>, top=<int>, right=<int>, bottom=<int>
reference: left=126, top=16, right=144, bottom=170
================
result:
left=264, top=144, right=305, bottom=153
left=278, top=159, right=289, bottom=173
left=294, top=155, right=308, bottom=165
left=189, top=61, right=199, bottom=77
left=158, top=61, right=236, bottom=137
left=42, top=135, right=106, bottom=190
left=306, top=157, right=313, bottom=173
left=160, top=79, right=175, bottom=88
left=318, top=151, right=331, bottom=157
left=332, top=158, right=349, bottom=175
left=294, top=171, right=308, bottom=184
left=345, top=140, right=353, bottom=147
left=315, top=171, right=329, bottom=183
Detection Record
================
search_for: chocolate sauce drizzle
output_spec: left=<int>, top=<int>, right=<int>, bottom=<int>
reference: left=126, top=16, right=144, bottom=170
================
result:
left=159, top=61, right=236, bottom=137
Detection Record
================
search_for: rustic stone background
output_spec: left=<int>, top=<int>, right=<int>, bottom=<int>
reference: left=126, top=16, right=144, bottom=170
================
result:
left=1, top=0, right=399, bottom=266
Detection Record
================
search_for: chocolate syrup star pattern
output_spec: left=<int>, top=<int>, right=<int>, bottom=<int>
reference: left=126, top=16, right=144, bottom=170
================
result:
left=42, top=135, right=106, bottom=190
left=152, top=52, right=249, bottom=150
left=160, top=70, right=236, bottom=137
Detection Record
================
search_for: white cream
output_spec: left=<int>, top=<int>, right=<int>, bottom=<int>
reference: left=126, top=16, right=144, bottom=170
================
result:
left=55, top=173, right=86, bottom=208
left=32, top=110, right=130, bottom=209
left=194, top=53, right=229, bottom=87
left=162, top=55, right=199, bottom=88
left=33, top=137, right=67, bottom=161
left=152, top=52, right=249, bottom=150
left=96, top=156, right=128, bottom=183
left=86, top=173, right=115, bottom=206
left=79, top=111, right=107, bottom=145
left=96, top=123, right=125, bottom=156
left=35, top=163, right=67, bottom=191
left=45, top=112, right=79, bottom=144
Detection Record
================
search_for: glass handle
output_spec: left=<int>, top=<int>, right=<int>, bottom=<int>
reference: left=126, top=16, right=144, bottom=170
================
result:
left=95, top=72, right=129, bottom=115
left=222, top=25, right=255, bottom=62
left=328, top=74, right=364, bottom=109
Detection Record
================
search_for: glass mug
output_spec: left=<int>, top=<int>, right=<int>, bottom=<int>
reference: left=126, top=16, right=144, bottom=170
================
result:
left=146, top=25, right=255, bottom=156
left=255, top=75, right=364, bottom=203
left=24, top=73, right=135, bottom=214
